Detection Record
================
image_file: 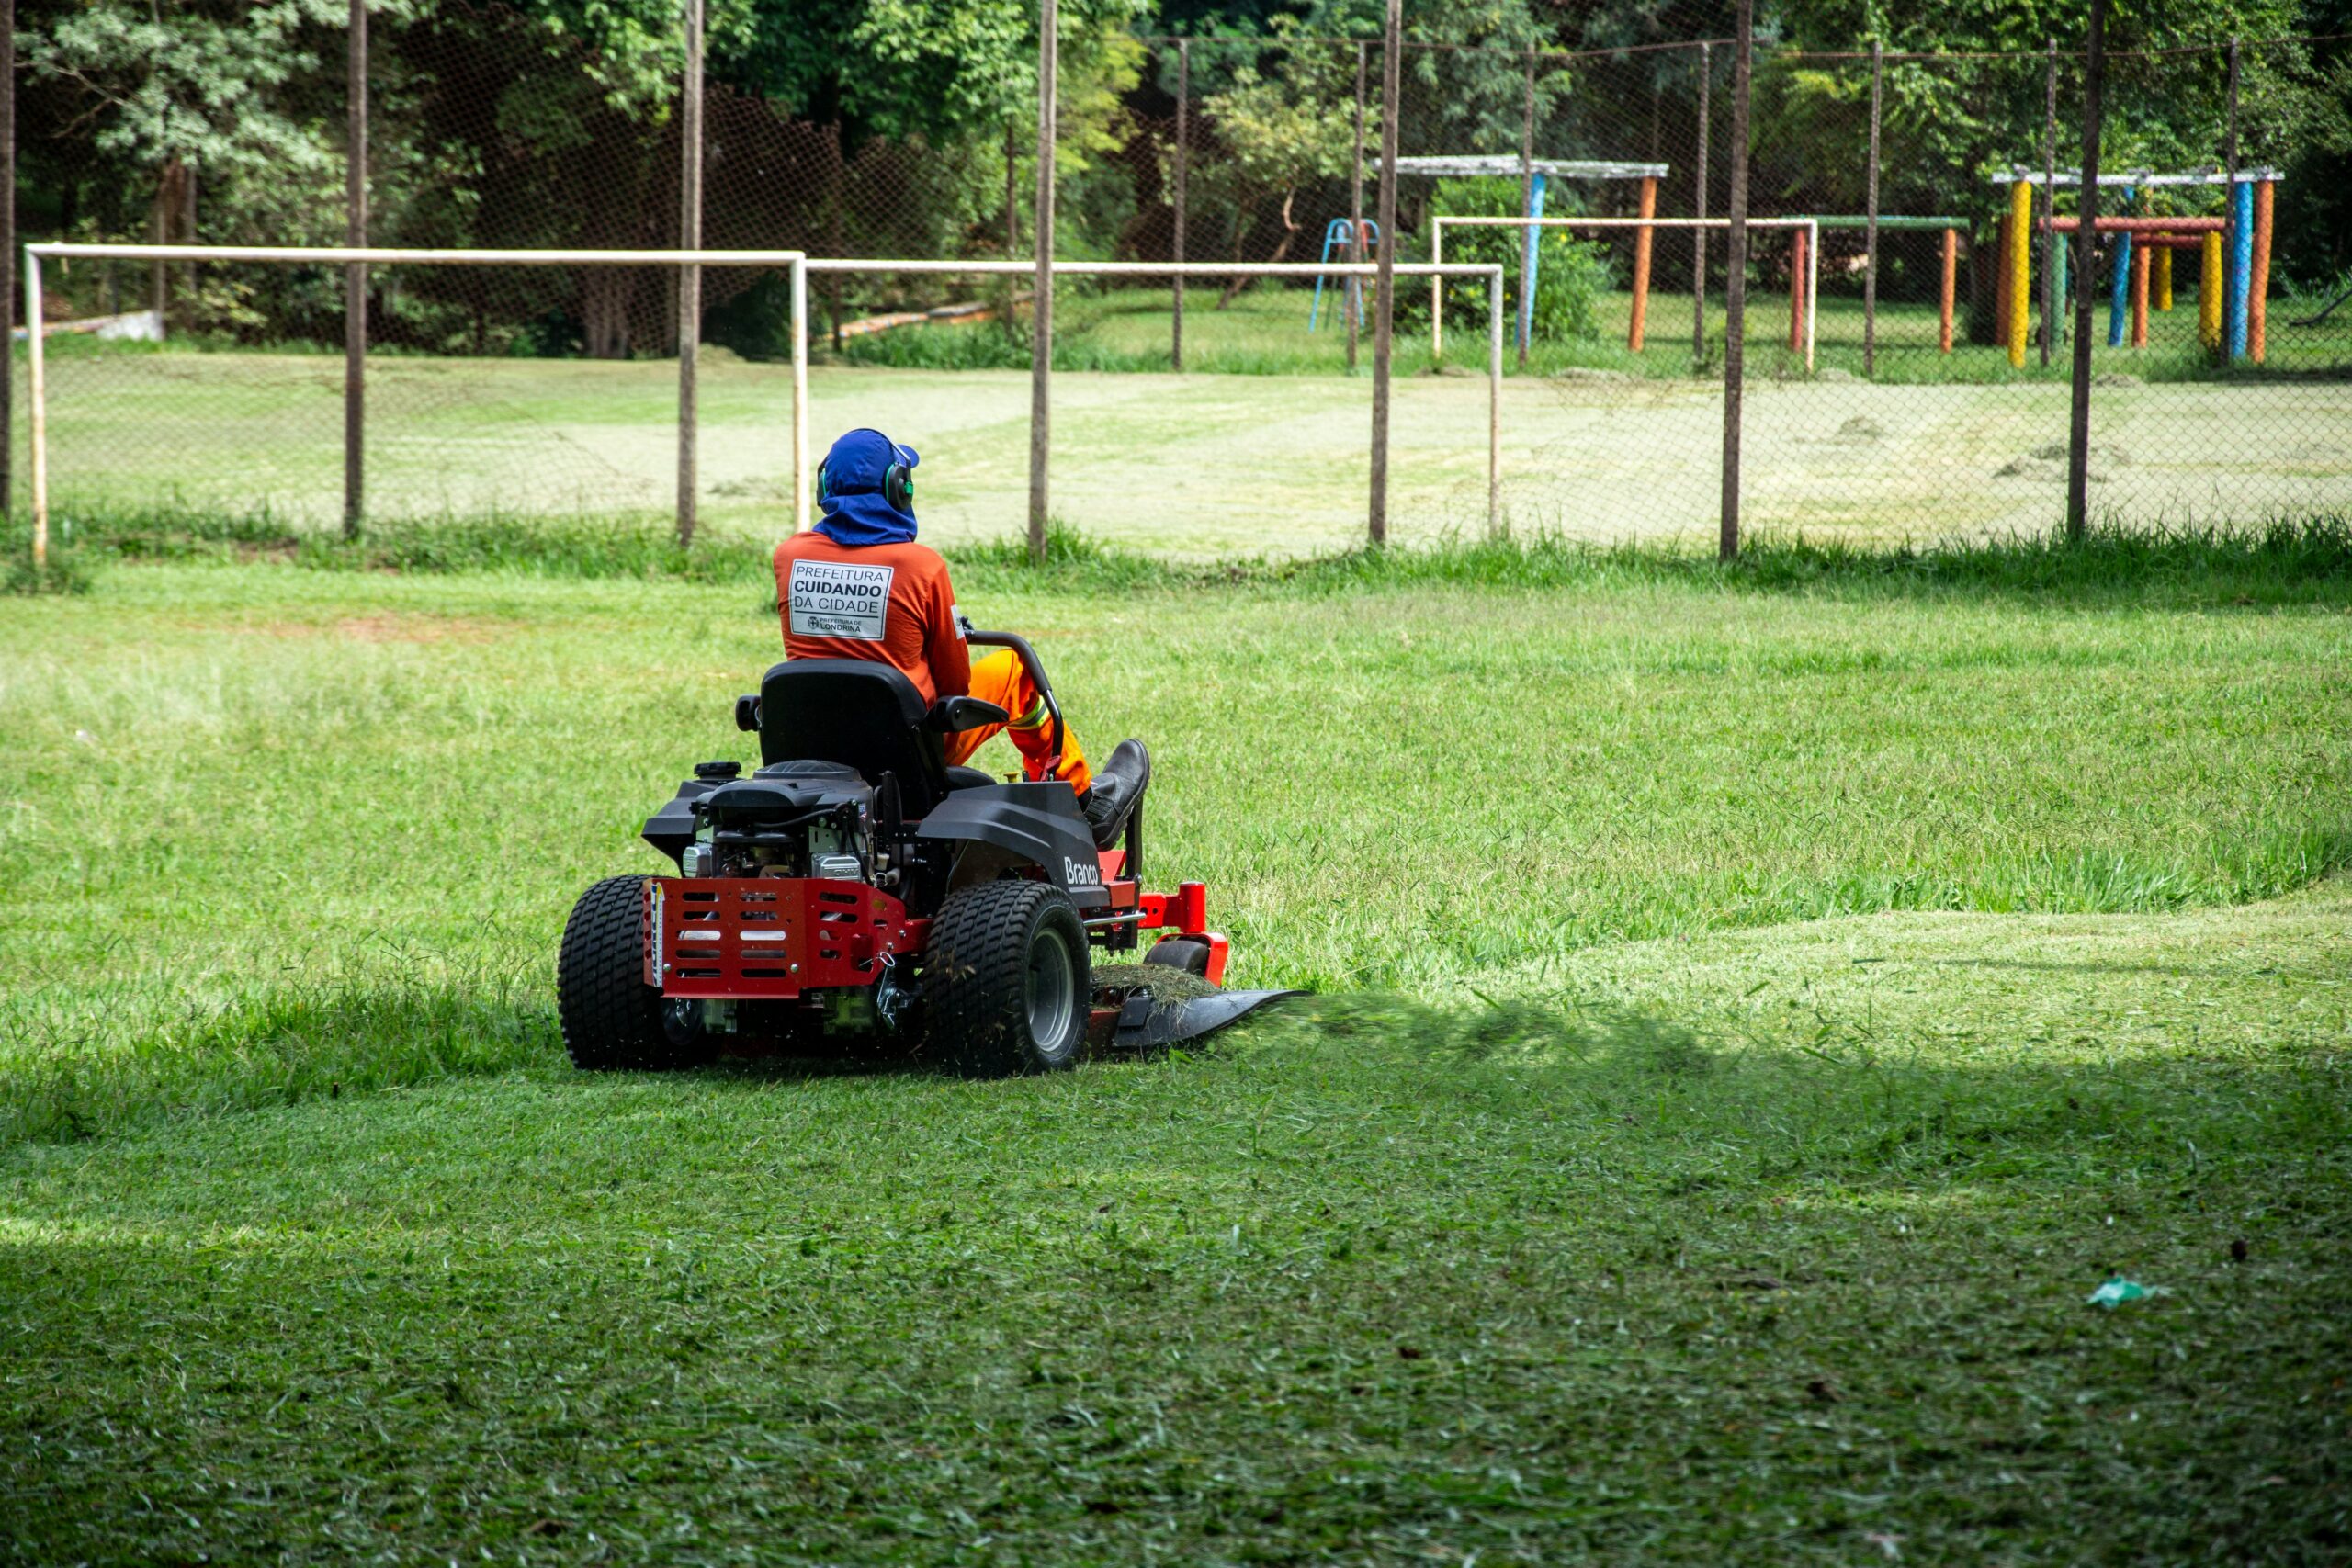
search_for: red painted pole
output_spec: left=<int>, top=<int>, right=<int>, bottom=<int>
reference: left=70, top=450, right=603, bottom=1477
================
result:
left=1939, top=228, right=1956, bottom=354
left=1787, top=226, right=1806, bottom=352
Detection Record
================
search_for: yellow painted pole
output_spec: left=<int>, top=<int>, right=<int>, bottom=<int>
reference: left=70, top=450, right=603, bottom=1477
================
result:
left=2154, top=244, right=2172, bottom=310
left=2007, top=178, right=2031, bottom=367
left=2199, top=231, right=2222, bottom=351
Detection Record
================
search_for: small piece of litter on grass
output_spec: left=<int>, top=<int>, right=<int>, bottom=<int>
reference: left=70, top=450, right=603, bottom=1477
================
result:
left=1864, top=1531, right=1903, bottom=1560
left=2086, top=1278, right=2170, bottom=1309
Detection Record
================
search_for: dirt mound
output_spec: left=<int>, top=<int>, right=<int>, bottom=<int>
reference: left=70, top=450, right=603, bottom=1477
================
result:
left=1996, top=442, right=2132, bottom=483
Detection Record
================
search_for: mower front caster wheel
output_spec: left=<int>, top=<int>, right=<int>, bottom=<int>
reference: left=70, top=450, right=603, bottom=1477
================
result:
left=1144, top=936, right=1213, bottom=977
left=558, top=875, right=713, bottom=1070
left=922, top=880, right=1091, bottom=1077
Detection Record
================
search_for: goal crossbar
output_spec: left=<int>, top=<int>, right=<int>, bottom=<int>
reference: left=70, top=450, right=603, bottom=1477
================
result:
left=1430, top=215, right=1820, bottom=368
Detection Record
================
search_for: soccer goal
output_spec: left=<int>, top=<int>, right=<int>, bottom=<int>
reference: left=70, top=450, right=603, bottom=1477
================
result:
left=21, top=244, right=1509, bottom=567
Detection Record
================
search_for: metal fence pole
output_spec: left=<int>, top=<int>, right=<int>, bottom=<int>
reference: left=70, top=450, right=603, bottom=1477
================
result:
left=2223, top=36, right=2240, bottom=363
left=2065, top=0, right=2108, bottom=541
left=26, top=254, right=41, bottom=569
left=343, top=0, right=367, bottom=536
left=1693, top=42, right=1709, bottom=366
left=1487, top=270, right=1502, bottom=538
left=1719, top=0, right=1751, bottom=561
left=1004, top=119, right=1018, bottom=256
left=0, top=0, right=14, bottom=518
left=1172, top=39, right=1187, bottom=372
left=2041, top=39, right=2057, bottom=367
left=1863, top=41, right=1880, bottom=377
left=1349, top=41, right=1366, bottom=371
left=1368, top=0, right=1399, bottom=547
left=674, top=0, right=702, bottom=548
left=1029, top=0, right=1057, bottom=561
left=791, top=256, right=809, bottom=535
left=1518, top=46, right=1535, bottom=369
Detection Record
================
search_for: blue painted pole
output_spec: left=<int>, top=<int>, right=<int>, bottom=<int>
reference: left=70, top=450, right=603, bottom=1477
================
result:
left=2226, top=176, right=2253, bottom=361
left=1518, top=172, right=1547, bottom=355
left=2106, top=231, right=2131, bottom=347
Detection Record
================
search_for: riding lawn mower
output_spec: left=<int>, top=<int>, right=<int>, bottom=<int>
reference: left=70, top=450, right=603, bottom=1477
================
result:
left=556, top=632, right=1295, bottom=1076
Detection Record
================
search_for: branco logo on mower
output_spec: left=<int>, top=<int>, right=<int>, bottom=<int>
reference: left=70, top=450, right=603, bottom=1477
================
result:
left=789, top=560, right=894, bottom=642
left=1063, top=856, right=1102, bottom=887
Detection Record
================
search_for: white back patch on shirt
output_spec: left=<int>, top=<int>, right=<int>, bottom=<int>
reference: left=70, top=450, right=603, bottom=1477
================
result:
left=789, top=559, right=895, bottom=642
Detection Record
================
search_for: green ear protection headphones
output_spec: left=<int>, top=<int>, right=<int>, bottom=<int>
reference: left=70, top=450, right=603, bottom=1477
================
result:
left=815, top=430, right=915, bottom=513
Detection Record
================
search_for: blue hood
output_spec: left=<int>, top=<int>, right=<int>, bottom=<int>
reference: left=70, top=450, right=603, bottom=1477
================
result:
left=814, top=428, right=921, bottom=547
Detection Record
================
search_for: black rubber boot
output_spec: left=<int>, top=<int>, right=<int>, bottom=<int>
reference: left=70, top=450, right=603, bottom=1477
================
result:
left=1080, top=739, right=1150, bottom=851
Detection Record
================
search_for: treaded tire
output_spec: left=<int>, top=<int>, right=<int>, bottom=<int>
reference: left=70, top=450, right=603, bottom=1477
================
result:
left=922, top=880, right=1091, bottom=1077
left=558, top=875, right=706, bottom=1070
left=1144, top=936, right=1213, bottom=977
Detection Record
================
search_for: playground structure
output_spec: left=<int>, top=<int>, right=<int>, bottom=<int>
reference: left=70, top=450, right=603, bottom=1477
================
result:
left=1395, top=156, right=1668, bottom=355
left=1993, top=167, right=2282, bottom=367
left=1307, top=219, right=1378, bottom=333
left=1430, top=214, right=1819, bottom=369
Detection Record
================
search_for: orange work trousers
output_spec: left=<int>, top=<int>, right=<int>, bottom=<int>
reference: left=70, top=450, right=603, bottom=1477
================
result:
left=944, top=649, right=1093, bottom=795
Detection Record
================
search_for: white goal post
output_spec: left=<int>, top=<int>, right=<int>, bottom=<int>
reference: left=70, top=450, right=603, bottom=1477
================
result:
left=1430, top=215, right=1821, bottom=369
left=20, top=243, right=1510, bottom=563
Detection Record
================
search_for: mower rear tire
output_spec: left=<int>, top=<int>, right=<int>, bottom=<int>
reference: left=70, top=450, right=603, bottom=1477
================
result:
left=559, top=875, right=707, bottom=1070
left=1145, top=936, right=1213, bottom=978
left=922, top=880, right=1091, bottom=1077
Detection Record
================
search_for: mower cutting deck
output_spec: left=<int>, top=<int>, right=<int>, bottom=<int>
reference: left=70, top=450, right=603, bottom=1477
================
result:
left=557, top=633, right=1295, bottom=1076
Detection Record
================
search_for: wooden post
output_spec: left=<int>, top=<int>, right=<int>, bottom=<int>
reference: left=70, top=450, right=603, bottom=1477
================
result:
left=1995, top=209, right=2014, bottom=353
left=0, top=0, right=15, bottom=517
left=2248, top=176, right=2272, bottom=363
left=2199, top=231, right=2222, bottom=350
left=2130, top=239, right=2149, bottom=347
left=1787, top=225, right=1806, bottom=352
left=1171, top=39, right=1187, bottom=372
left=1518, top=47, right=1536, bottom=369
left=1627, top=175, right=1657, bottom=351
left=1938, top=227, right=1956, bottom=353
left=1863, top=41, right=1881, bottom=376
left=2065, top=0, right=2108, bottom=542
left=1693, top=41, right=1710, bottom=365
left=2155, top=244, right=2172, bottom=310
left=1029, top=0, right=1057, bottom=561
left=2040, top=39, right=2057, bottom=366
left=1720, top=0, right=1750, bottom=561
left=1368, top=0, right=1399, bottom=546
left=344, top=0, right=368, bottom=536
left=675, top=0, right=702, bottom=548
left=1349, top=41, right=1366, bottom=370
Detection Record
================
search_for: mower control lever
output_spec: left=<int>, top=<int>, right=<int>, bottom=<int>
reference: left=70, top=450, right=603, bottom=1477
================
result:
left=963, top=631, right=1065, bottom=777
left=927, top=695, right=1011, bottom=734
left=732, top=694, right=760, bottom=733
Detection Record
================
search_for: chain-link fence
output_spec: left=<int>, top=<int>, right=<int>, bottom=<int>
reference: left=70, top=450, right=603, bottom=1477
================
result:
left=15, top=1, right=2352, bottom=553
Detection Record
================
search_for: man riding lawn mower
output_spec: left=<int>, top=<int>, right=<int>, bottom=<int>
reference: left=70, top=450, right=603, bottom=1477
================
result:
left=555, top=428, right=1295, bottom=1077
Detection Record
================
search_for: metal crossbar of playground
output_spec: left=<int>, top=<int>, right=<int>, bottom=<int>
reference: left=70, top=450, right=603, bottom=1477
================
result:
left=20, top=244, right=1510, bottom=561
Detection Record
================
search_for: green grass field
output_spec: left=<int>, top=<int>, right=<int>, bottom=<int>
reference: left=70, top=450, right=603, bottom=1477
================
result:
left=4, top=533, right=2349, bottom=1562
left=28, top=280, right=2352, bottom=550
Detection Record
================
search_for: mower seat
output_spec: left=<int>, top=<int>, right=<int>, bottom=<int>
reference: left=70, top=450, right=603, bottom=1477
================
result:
left=757, top=660, right=957, bottom=818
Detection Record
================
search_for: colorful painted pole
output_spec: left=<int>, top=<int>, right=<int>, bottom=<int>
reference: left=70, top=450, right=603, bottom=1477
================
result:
left=1627, top=174, right=1657, bottom=351
left=2007, top=178, right=2031, bottom=367
left=2107, top=233, right=2132, bottom=348
left=2226, top=176, right=2252, bottom=361
left=2154, top=245, right=2172, bottom=310
left=2130, top=239, right=2149, bottom=347
left=2248, top=177, right=2273, bottom=363
left=2199, top=231, right=2223, bottom=351
left=2052, top=216, right=2069, bottom=342
left=1787, top=224, right=1807, bottom=352
left=1518, top=171, right=1547, bottom=356
left=1938, top=227, right=1956, bottom=354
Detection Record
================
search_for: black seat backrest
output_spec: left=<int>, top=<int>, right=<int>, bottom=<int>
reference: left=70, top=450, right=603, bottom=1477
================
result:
left=758, top=659, right=953, bottom=818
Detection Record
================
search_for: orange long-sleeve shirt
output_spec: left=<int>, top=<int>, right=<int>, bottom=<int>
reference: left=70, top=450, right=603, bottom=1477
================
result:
left=773, top=532, right=969, bottom=706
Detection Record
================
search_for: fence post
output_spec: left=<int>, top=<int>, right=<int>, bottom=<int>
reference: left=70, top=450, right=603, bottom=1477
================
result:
left=1005, top=118, right=1018, bottom=256
left=2065, top=0, right=2108, bottom=542
left=1693, top=42, right=1709, bottom=366
left=2222, top=36, right=2240, bottom=363
left=1863, top=41, right=1880, bottom=377
left=1518, top=46, right=1535, bottom=369
left=1488, top=270, right=1502, bottom=538
left=1368, top=0, right=1399, bottom=547
left=1029, top=0, right=1057, bottom=562
left=0, top=0, right=13, bottom=518
left=1349, top=41, right=1366, bottom=370
left=1172, top=39, right=1187, bottom=373
left=675, top=0, right=702, bottom=549
left=1719, top=0, right=1750, bottom=562
left=27, top=254, right=41, bottom=569
left=2041, top=38, right=2057, bottom=366
left=791, top=257, right=809, bottom=535
left=344, top=0, right=367, bottom=536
